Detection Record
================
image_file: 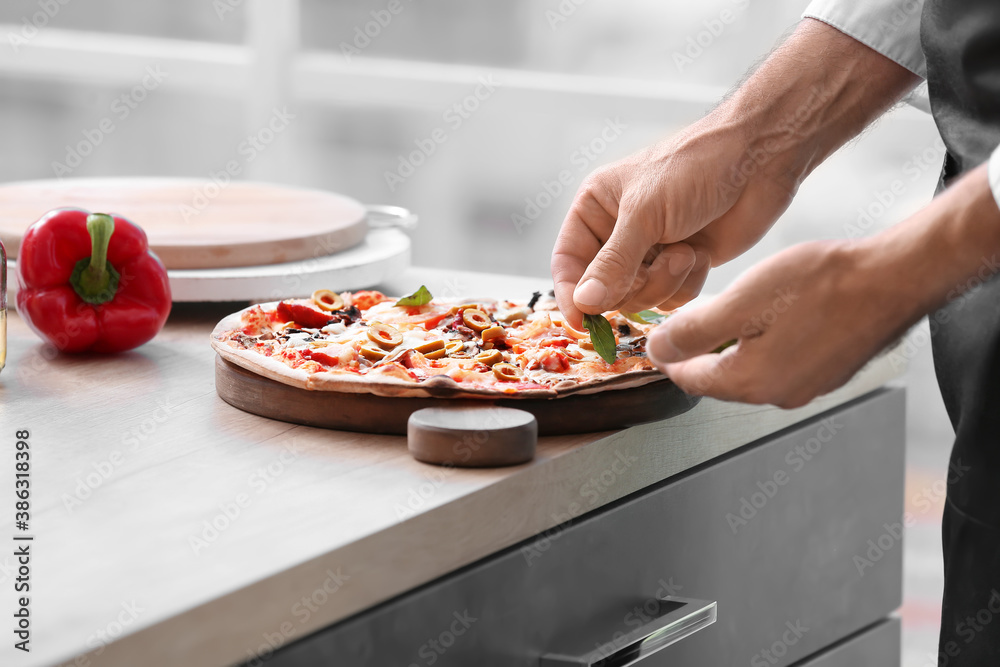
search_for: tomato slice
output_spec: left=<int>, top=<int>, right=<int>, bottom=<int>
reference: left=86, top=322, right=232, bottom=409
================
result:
left=301, top=348, right=340, bottom=367
left=276, top=300, right=331, bottom=328
left=351, top=290, right=390, bottom=311
left=538, top=348, right=570, bottom=373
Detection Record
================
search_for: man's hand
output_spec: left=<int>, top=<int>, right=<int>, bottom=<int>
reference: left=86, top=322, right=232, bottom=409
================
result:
left=647, top=164, right=1000, bottom=408
left=646, top=240, right=910, bottom=408
left=551, top=19, right=920, bottom=331
left=551, top=118, right=796, bottom=330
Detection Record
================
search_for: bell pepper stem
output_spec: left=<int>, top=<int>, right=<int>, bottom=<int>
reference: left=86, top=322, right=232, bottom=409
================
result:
left=70, top=213, right=121, bottom=304
left=80, top=214, right=113, bottom=291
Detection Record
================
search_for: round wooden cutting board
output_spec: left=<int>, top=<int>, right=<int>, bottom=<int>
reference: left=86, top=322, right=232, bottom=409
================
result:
left=0, top=178, right=369, bottom=269
left=214, top=356, right=701, bottom=436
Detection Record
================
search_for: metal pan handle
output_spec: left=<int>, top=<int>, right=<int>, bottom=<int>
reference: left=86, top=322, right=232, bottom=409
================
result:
left=365, top=204, right=418, bottom=230
left=540, top=596, right=717, bottom=667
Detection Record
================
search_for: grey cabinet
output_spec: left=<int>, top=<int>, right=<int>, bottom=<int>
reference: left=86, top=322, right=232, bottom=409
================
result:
left=796, top=619, right=900, bottom=666
left=258, top=388, right=905, bottom=666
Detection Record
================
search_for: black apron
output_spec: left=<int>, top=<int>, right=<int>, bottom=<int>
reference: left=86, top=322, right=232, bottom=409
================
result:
left=921, top=0, right=1000, bottom=663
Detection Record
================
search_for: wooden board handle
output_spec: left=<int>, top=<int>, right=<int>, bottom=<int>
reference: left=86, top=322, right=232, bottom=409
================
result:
left=407, top=407, right=537, bottom=467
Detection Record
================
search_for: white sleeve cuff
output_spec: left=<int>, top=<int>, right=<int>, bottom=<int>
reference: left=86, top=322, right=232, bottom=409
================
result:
left=803, top=0, right=927, bottom=78
left=989, top=145, right=1000, bottom=212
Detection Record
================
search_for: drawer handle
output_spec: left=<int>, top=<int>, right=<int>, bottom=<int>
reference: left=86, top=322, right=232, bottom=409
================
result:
left=365, top=204, right=418, bottom=230
left=539, top=596, right=717, bottom=667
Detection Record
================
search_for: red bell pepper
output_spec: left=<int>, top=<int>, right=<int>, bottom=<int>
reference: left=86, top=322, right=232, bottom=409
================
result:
left=16, top=208, right=171, bottom=353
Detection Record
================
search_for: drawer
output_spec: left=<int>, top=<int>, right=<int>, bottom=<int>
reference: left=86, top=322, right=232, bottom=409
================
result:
left=258, top=388, right=905, bottom=666
left=794, top=618, right=900, bottom=666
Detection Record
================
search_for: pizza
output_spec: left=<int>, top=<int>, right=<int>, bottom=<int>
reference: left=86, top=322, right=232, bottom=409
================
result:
left=210, top=287, right=666, bottom=399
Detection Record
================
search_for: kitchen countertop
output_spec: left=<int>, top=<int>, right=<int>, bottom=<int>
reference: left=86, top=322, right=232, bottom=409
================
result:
left=0, top=267, right=904, bottom=667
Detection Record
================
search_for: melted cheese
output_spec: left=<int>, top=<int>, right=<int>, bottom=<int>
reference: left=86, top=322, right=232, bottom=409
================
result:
left=285, top=332, right=313, bottom=348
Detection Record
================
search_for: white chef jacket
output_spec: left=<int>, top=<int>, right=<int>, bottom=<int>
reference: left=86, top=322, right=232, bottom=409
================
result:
left=804, top=0, right=1000, bottom=207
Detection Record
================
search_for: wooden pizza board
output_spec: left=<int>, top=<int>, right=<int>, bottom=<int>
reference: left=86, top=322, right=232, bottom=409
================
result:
left=0, top=177, right=369, bottom=269
left=215, top=356, right=701, bottom=436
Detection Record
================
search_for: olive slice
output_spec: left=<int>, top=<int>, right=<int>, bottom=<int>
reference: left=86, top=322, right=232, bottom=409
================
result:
left=496, top=306, right=531, bottom=323
left=367, top=323, right=403, bottom=350
left=481, top=325, right=504, bottom=342
left=359, top=345, right=387, bottom=361
left=412, top=339, right=445, bottom=354
left=579, top=339, right=595, bottom=350
left=447, top=341, right=472, bottom=358
left=492, top=362, right=522, bottom=381
left=423, top=347, right=447, bottom=360
left=462, top=308, right=491, bottom=332
left=312, top=289, right=344, bottom=312
left=475, top=349, right=502, bottom=366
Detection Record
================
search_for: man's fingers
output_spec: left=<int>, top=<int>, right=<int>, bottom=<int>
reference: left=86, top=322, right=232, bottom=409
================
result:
left=662, top=350, right=748, bottom=401
left=617, top=243, right=711, bottom=313
left=573, top=206, right=660, bottom=314
left=647, top=294, right=742, bottom=365
left=552, top=249, right=589, bottom=331
left=657, top=250, right=711, bottom=311
left=551, top=204, right=611, bottom=330
left=615, top=243, right=696, bottom=313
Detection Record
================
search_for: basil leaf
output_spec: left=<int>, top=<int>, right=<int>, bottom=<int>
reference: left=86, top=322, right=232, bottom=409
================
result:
left=582, top=313, right=618, bottom=364
left=395, top=285, right=433, bottom=307
left=623, top=310, right=668, bottom=325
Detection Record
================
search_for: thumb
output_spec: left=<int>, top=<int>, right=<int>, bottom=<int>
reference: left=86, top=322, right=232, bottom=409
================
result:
left=572, top=207, right=659, bottom=313
left=646, top=296, right=740, bottom=366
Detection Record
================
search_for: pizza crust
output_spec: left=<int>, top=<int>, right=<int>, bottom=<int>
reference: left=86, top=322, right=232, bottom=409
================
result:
left=210, top=301, right=666, bottom=400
